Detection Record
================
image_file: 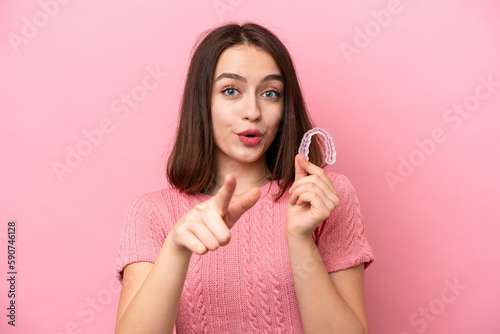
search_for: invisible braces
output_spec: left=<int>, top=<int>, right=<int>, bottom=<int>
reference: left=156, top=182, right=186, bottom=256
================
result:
left=298, top=127, right=336, bottom=164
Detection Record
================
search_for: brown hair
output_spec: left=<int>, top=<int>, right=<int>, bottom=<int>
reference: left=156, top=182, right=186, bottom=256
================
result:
left=167, top=22, right=324, bottom=200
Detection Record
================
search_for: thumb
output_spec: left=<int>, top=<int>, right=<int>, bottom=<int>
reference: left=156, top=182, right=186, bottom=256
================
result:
left=294, top=154, right=308, bottom=181
left=225, top=187, right=260, bottom=228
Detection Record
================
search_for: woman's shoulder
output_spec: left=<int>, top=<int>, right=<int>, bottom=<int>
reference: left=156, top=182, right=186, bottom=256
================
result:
left=130, top=186, right=181, bottom=205
left=324, top=171, right=360, bottom=200
left=325, top=170, right=355, bottom=187
left=127, top=186, right=205, bottom=220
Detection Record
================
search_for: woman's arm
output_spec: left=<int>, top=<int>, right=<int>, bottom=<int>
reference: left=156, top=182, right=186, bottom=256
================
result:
left=115, top=239, right=191, bottom=334
left=286, top=234, right=368, bottom=334
left=114, top=174, right=260, bottom=334
left=287, top=154, right=369, bottom=333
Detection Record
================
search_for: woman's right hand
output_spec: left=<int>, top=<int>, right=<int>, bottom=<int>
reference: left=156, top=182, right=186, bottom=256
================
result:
left=166, top=174, right=261, bottom=255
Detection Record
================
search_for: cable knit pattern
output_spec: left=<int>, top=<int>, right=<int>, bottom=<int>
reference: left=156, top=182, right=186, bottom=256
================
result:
left=115, top=172, right=375, bottom=333
left=263, top=194, right=286, bottom=333
left=244, top=203, right=259, bottom=333
left=194, top=254, right=208, bottom=334
left=184, top=256, right=200, bottom=333
left=255, top=201, right=272, bottom=332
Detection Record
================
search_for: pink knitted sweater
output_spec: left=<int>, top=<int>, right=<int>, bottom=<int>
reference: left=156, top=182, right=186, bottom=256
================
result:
left=115, top=172, right=374, bottom=333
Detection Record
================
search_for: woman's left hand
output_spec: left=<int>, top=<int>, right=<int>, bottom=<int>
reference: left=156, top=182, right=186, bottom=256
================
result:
left=287, top=154, right=339, bottom=239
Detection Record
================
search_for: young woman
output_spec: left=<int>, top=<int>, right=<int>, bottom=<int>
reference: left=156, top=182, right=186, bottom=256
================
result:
left=114, top=23, right=374, bottom=334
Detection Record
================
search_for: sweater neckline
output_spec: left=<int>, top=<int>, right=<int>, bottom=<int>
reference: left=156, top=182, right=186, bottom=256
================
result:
left=193, top=180, right=275, bottom=203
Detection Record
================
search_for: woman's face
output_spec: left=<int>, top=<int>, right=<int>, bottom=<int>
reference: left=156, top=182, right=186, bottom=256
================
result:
left=210, top=44, right=284, bottom=169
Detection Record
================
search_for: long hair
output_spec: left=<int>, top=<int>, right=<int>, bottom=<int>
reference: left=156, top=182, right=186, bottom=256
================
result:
left=167, top=22, right=323, bottom=200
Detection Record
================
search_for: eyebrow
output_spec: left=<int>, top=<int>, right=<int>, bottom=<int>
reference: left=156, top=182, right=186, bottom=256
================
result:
left=214, top=72, right=284, bottom=83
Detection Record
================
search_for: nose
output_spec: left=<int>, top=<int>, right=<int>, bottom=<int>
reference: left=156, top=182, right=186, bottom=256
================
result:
left=242, top=95, right=262, bottom=122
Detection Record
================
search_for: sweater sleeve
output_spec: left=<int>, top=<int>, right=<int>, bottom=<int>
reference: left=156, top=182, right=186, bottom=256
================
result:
left=313, top=173, right=375, bottom=273
left=114, top=196, right=167, bottom=283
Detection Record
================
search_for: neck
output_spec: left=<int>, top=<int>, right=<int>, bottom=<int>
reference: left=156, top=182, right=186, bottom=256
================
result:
left=207, top=156, right=271, bottom=199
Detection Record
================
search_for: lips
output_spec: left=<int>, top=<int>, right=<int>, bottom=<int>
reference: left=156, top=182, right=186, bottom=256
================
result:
left=237, top=129, right=263, bottom=137
left=237, top=129, right=263, bottom=146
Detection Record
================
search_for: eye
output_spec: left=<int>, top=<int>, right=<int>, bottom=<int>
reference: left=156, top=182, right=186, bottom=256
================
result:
left=222, top=87, right=239, bottom=97
left=263, top=90, right=281, bottom=99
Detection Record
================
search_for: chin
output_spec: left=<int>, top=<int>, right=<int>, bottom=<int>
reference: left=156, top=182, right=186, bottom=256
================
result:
left=232, top=152, right=265, bottom=164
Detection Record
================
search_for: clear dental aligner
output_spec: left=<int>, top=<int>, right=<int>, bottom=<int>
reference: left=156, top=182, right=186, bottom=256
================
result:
left=298, top=127, right=336, bottom=164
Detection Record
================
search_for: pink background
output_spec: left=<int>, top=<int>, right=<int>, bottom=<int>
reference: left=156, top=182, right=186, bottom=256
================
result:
left=1, top=0, right=499, bottom=333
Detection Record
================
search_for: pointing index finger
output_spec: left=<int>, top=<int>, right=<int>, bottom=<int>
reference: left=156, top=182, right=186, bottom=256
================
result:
left=213, top=174, right=236, bottom=215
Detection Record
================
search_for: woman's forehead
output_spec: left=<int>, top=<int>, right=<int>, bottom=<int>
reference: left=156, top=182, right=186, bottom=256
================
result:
left=214, top=45, right=281, bottom=80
